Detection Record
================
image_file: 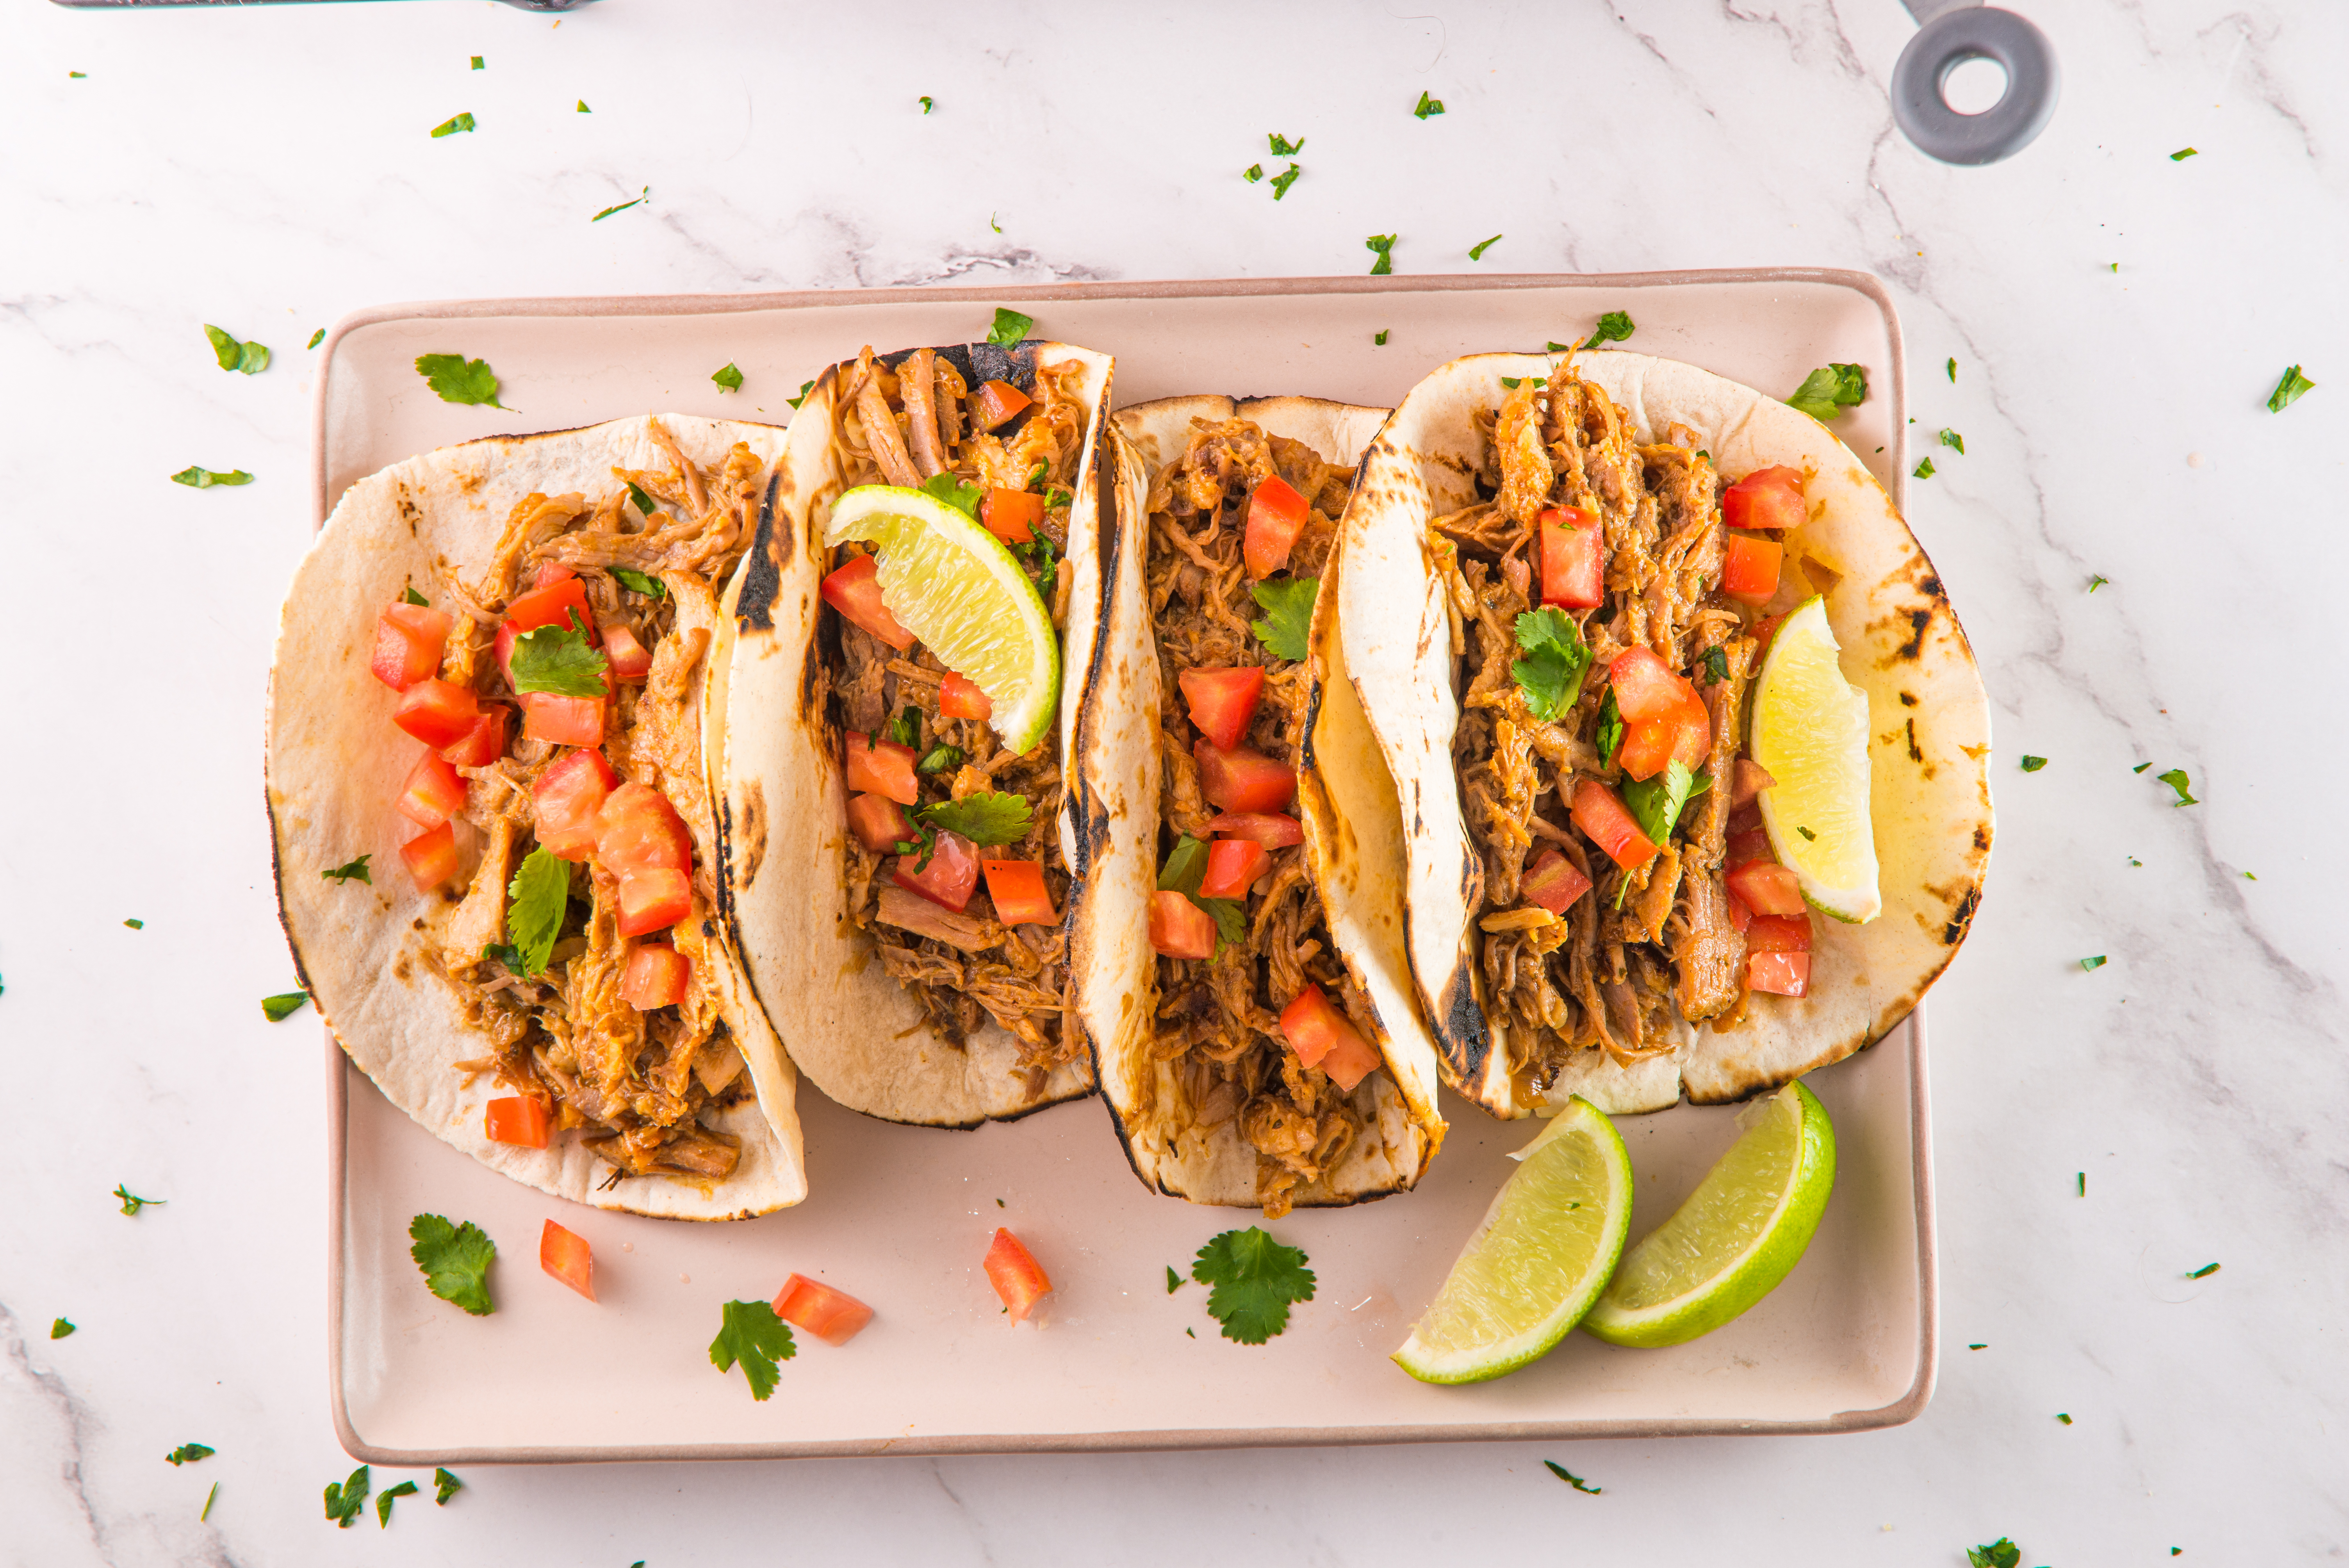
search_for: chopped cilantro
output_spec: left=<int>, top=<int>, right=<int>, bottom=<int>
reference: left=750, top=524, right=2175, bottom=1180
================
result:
left=203, top=324, right=270, bottom=375
left=50, top=1318, right=73, bottom=1339
left=2133, top=761, right=2152, bottom=773
left=1267, top=132, right=1304, bottom=156
left=1624, top=760, right=1710, bottom=847
left=612, top=566, right=665, bottom=598
left=709, top=1299, right=795, bottom=1400
left=2056, top=1412, right=2073, bottom=1425
left=1913, top=457, right=1936, bottom=479
left=888, top=704, right=922, bottom=748
left=171, top=466, right=253, bottom=488
left=1939, top=428, right=1965, bottom=454
left=577, top=100, right=591, bottom=113
left=2080, top=955, right=2107, bottom=972
left=1166, top=1266, right=1183, bottom=1294
left=1786, top=362, right=1867, bottom=421
left=918, top=470, right=985, bottom=519
left=1250, top=576, right=1319, bottom=661
left=2188, top=1261, right=2220, bottom=1279
left=1579, top=310, right=1635, bottom=350
left=1201, top=897, right=1248, bottom=947
left=1946, top=356, right=1956, bottom=381
left=1969, top=1342, right=1987, bottom=1349
left=408, top=1214, right=496, bottom=1316
left=919, top=95, right=934, bottom=114
left=430, top=112, right=476, bottom=138
left=70, top=70, right=85, bottom=78
left=1158, top=836, right=1210, bottom=896
left=591, top=187, right=649, bottom=222
left=1796, top=825, right=1816, bottom=841
left=2077, top=1172, right=2085, bottom=1196
left=1543, top=1459, right=1601, bottom=1494
left=1192, top=1227, right=1315, bottom=1343
left=324, top=1466, right=369, bottom=1529
left=2088, top=574, right=2108, bottom=592
left=2170, top=146, right=2197, bottom=160
left=376, top=1479, right=418, bottom=1527
left=262, top=991, right=310, bottom=1023
left=2268, top=364, right=2315, bottom=412
left=509, top=615, right=608, bottom=697
left=1967, top=1539, right=2019, bottom=1568
left=917, top=743, right=963, bottom=775
left=1412, top=91, right=1445, bottom=119
left=921, top=791, right=1032, bottom=847
left=2019, top=755, right=2047, bottom=772
left=402, top=583, right=429, bottom=605
left=1469, top=233, right=1502, bottom=261
left=1365, top=233, right=1396, bottom=275
left=201, top=1482, right=217, bottom=1520
left=626, top=480, right=663, bottom=519
left=1243, top=163, right=1264, bottom=183
left=1270, top=164, right=1302, bottom=200
left=1185, top=1327, right=1195, bottom=1338
left=711, top=362, right=743, bottom=392
left=986, top=306, right=1034, bottom=346
left=114, top=1185, right=162, bottom=1216
left=1702, top=645, right=1729, bottom=686
left=1547, top=341, right=1572, bottom=352
left=2155, top=767, right=2197, bottom=805
left=786, top=379, right=814, bottom=410
left=123, top=918, right=144, bottom=929
left=470, top=55, right=484, bottom=69
left=1374, top=329, right=1389, bottom=346
left=308, top=328, right=325, bottom=349
left=166, top=1443, right=214, bottom=1466
left=1595, top=689, right=1624, bottom=768
left=1511, top=608, right=1591, bottom=720
left=434, top=1468, right=462, bottom=1505
left=502, top=846, right=573, bottom=978
left=1499, top=376, right=1531, bottom=389
left=990, top=212, right=1002, bottom=233
left=2244, top=870, right=2258, bottom=880
left=414, top=352, right=504, bottom=408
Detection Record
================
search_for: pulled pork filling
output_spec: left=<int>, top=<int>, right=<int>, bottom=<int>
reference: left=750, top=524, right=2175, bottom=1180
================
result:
left=1441, top=363, right=1760, bottom=1093
left=433, top=423, right=768, bottom=1184
left=824, top=346, right=1089, bottom=1098
left=1145, top=419, right=1385, bottom=1218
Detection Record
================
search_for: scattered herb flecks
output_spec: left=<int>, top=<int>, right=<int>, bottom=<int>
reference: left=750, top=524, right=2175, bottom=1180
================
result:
left=166, top=1443, right=215, bottom=1466
left=2087, top=574, right=2108, bottom=593
left=2133, top=762, right=2153, bottom=774
left=1543, top=1459, right=1602, bottom=1493
left=171, top=466, right=253, bottom=489
left=986, top=306, right=1034, bottom=346
left=2079, top=955, right=2107, bottom=972
left=918, top=95, right=934, bottom=114
left=1786, top=362, right=1866, bottom=421
left=1270, top=164, right=1301, bottom=200
left=2155, top=768, right=2198, bottom=806
left=1166, top=1266, right=1182, bottom=1294
left=262, top=991, right=310, bottom=1023
left=591, top=186, right=649, bottom=222
left=1242, top=163, right=1264, bottom=184
left=470, top=55, right=484, bottom=69
left=435, top=1467, right=463, bottom=1504
left=308, top=328, right=325, bottom=349
left=204, top=324, right=270, bottom=374
left=711, top=362, right=743, bottom=392
left=324, top=1466, right=369, bottom=1529
left=2019, top=755, right=2047, bottom=772
left=2189, top=1262, right=2221, bottom=1279
left=201, top=1482, right=218, bottom=1521
left=2170, top=146, right=2198, bottom=161
left=1912, top=457, right=1936, bottom=479
left=376, top=1479, right=419, bottom=1527
left=1939, top=428, right=1965, bottom=454
left=50, top=1318, right=74, bottom=1339
left=114, top=1185, right=163, bottom=1217
left=1469, top=233, right=1502, bottom=261
left=1365, top=233, right=1397, bottom=275
left=2268, top=364, right=2315, bottom=413
left=124, top=918, right=144, bottom=929
left=1413, top=90, right=1445, bottom=119
left=786, top=379, right=814, bottom=410
left=1374, top=329, right=1389, bottom=346
left=1946, top=356, right=1957, bottom=382
left=1267, top=132, right=1304, bottom=156
left=2077, top=1172, right=2086, bottom=1196
left=1581, top=310, right=1636, bottom=350
left=1967, top=1538, right=2020, bottom=1568
left=430, top=112, right=476, bottom=139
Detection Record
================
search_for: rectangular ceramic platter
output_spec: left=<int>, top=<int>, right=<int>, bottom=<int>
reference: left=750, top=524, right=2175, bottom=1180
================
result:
left=321, top=272, right=1932, bottom=1462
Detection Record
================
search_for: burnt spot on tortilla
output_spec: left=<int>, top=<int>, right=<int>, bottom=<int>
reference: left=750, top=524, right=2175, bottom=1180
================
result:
left=393, top=954, right=412, bottom=982
left=1437, top=965, right=1490, bottom=1083
left=1905, top=717, right=1924, bottom=764
left=734, top=470, right=787, bottom=634
left=885, top=341, right=1041, bottom=440
left=1062, top=435, right=1125, bottom=882
left=1899, top=690, right=1918, bottom=707
left=735, top=782, right=767, bottom=889
left=1973, top=823, right=1991, bottom=854
left=1942, top=884, right=1980, bottom=946
left=1896, top=607, right=1932, bottom=663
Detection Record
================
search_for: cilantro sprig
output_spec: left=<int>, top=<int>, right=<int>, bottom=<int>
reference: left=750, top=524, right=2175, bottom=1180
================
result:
left=709, top=1298, right=795, bottom=1400
left=430, top=112, right=475, bottom=138
left=922, top=791, right=1033, bottom=847
left=1191, top=1227, right=1315, bottom=1343
left=414, top=353, right=504, bottom=408
left=408, top=1213, right=496, bottom=1316
left=1249, top=576, right=1318, bottom=662
left=1510, top=608, right=1590, bottom=721
left=500, top=846, right=572, bottom=978
left=1786, top=362, right=1867, bottom=422
left=1594, top=689, right=1624, bottom=768
left=612, top=566, right=665, bottom=598
left=1623, top=759, right=1710, bottom=847
left=509, top=613, right=608, bottom=697
left=114, top=1185, right=163, bottom=1217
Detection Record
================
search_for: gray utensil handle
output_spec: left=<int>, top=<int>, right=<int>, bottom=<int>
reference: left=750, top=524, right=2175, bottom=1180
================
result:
left=1892, top=6, right=2059, bottom=165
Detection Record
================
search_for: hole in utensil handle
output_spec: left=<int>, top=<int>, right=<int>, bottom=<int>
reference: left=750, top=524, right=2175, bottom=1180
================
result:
left=1892, top=7, right=2059, bottom=165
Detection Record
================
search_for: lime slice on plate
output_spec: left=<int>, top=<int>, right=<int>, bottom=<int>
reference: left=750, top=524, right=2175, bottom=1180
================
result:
left=1581, top=1079, right=1836, bottom=1348
left=1392, top=1096, right=1632, bottom=1384
left=825, top=485, right=1060, bottom=754
left=1750, top=594, right=1880, bottom=923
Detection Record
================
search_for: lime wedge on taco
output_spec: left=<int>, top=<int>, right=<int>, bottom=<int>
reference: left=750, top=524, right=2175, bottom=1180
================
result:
left=1750, top=595, right=1880, bottom=923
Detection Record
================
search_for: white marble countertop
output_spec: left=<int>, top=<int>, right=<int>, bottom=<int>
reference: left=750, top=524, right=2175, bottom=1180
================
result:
left=6, top=0, right=2343, bottom=1562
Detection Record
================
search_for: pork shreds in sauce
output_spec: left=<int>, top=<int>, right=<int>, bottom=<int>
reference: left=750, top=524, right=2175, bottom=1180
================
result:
left=822, top=346, right=1090, bottom=1101
left=1145, top=419, right=1383, bottom=1217
left=432, top=423, right=766, bottom=1185
left=1438, top=361, right=1760, bottom=1094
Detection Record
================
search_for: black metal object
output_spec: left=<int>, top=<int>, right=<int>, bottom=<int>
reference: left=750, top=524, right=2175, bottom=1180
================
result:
left=1892, top=0, right=2059, bottom=165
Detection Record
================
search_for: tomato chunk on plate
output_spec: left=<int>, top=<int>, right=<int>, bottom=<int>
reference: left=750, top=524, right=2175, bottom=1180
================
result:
left=1278, top=983, right=1381, bottom=1092
left=1520, top=848, right=1593, bottom=914
left=820, top=554, right=915, bottom=651
left=484, top=1094, right=549, bottom=1149
left=845, top=731, right=920, bottom=805
left=1747, top=951, right=1810, bottom=996
left=895, top=829, right=978, bottom=912
left=1194, top=740, right=1297, bottom=813
left=1721, top=533, right=1782, bottom=606
left=370, top=602, right=450, bottom=691
left=397, top=752, right=468, bottom=829
left=980, top=858, right=1058, bottom=925
left=400, top=821, right=461, bottom=891
left=539, top=1218, right=595, bottom=1301
left=984, top=1228, right=1052, bottom=1325
left=603, top=624, right=653, bottom=681
left=938, top=672, right=992, bottom=720
left=1148, top=890, right=1216, bottom=959
left=1197, top=838, right=1268, bottom=900
left=1243, top=476, right=1309, bottom=578
left=519, top=691, right=605, bottom=748
left=1203, top=811, right=1303, bottom=848
left=1744, top=912, right=1812, bottom=954
left=533, top=748, right=617, bottom=860
left=1726, top=859, right=1805, bottom=916
left=980, top=489, right=1043, bottom=545
left=1570, top=779, right=1658, bottom=871
left=597, top=781, right=692, bottom=873
left=846, top=791, right=913, bottom=854
left=438, top=706, right=510, bottom=767
left=1538, top=506, right=1604, bottom=609
left=971, top=379, right=1031, bottom=432
left=773, top=1273, right=874, bottom=1347
left=394, top=678, right=482, bottom=748
left=1179, top=666, right=1266, bottom=750
left=1721, top=465, right=1807, bottom=532
left=620, top=942, right=692, bottom=1009
left=614, top=868, right=692, bottom=937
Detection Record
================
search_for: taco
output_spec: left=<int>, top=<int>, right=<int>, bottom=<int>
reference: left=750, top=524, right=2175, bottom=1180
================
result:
left=713, top=341, right=1110, bottom=1127
left=1074, top=396, right=1446, bottom=1215
left=1337, top=350, right=1991, bottom=1115
left=268, top=415, right=806, bottom=1219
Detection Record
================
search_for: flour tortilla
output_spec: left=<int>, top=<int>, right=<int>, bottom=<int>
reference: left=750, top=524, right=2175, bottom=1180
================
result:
left=1338, top=351, right=1993, bottom=1112
left=712, top=343, right=1109, bottom=1128
left=1078, top=396, right=1447, bottom=1207
left=268, top=415, right=807, bottom=1218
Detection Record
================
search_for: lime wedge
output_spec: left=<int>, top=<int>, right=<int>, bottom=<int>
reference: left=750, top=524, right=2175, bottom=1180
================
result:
left=825, top=485, right=1060, bottom=754
left=1392, top=1096, right=1632, bottom=1384
left=1581, top=1080, right=1835, bottom=1348
left=1750, top=594, right=1880, bottom=923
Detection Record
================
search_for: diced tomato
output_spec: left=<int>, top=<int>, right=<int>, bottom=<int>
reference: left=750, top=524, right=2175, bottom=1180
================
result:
left=1179, top=666, right=1266, bottom=750
left=1747, top=950, right=1810, bottom=997
left=597, top=782, right=693, bottom=873
left=1721, top=533, right=1782, bottom=606
left=484, top=1094, right=549, bottom=1149
left=397, top=752, right=468, bottom=829
left=820, top=554, right=916, bottom=651
left=1148, top=890, right=1217, bottom=959
left=519, top=691, right=605, bottom=748
left=971, top=379, right=1032, bottom=431
left=980, top=488, right=1044, bottom=545
left=1727, top=800, right=1764, bottom=837
left=1606, top=648, right=1684, bottom=722
left=1728, top=827, right=1773, bottom=867
left=939, top=672, right=993, bottom=720
left=1538, top=506, right=1604, bottom=609
left=1721, top=465, right=1807, bottom=532
left=1278, top=983, right=1381, bottom=1093
left=393, top=678, right=483, bottom=748
left=531, top=561, right=576, bottom=589
left=539, top=1218, right=595, bottom=1300
left=493, top=620, right=519, bottom=681
left=620, top=942, right=692, bottom=1009
left=1745, top=913, right=1812, bottom=954
left=1751, top=614, right=1786, bottom=656
left=1726, top=859, right=1806, bottom=917
left=1725, top=886, right=1754, bottom=934
left=439, top=706, right=510, bottom=767
left=1243, top=476, right=1310, bottom=579
left=894, top=829, right=979, bottom=912
left=1570, top=779, right=1658, bottom=871
left=1194, top=740, right=1297, bottom=813
left=1521, top=848, right=1593, bottom=914
left=503, top=576, right=595, bottom=639
left=1670, top=707, right=1712, bottom=771
left=604, top=624, right=653, bottom=681
left=1203, top=811, right=1303, bottom=849
left=370, top=603, right=450, bottom=690
left=980, top=858, right=1058, bottom=925
left=1616, top=716, right=1679, bottom=782
left=773, top=1273, right=874, bottom=1347
left=984, top=1228, right=1052, bottom=1324
left=533, top=748, right=617, bottom=859
left=1732, top=757, right=1777, bottom=808
left=614, top=869, right=692, bottom=937
left=843, top=730, right=921, bottom=806
left=847, top=791, right=913, bottom=853
left=400, top=821, right=461, bottom=890
left=1197, top=838, right=1269, bottom=900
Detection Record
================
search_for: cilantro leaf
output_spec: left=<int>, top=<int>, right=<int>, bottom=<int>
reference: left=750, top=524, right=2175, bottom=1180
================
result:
left=1270, top=164, right=1301, bottom=200
left=1702, top=645, right=1730, bottom=685
left=408, top=1214, right=496, bottom=1316
left=166, top=1443, right=214, bottom=1466
left=2080, top=955, right=2107, bottom=971
left=1365, top=233, right=1397, bottom=275
left=1543, top=1459, right=1601, bottom=1493
left=986, top=307, right=1034, bottom=346
left=612, top=566, right=665, bottom=598
left=1249, top=576, right=1319, bottom=661
left=414, top=353, right=504, bottom=408
left=324, top=1466, right=369, bottom=1529
left=1510, top=608, right=1590, bottom=721
left=1939, top=427, right=1965, bottom=454
left=2268, top=364, right=2315, bottom=412
left=2156, top=767, right=2198, bottom=805
left=1192, top=1227, right=1316, bottom=1343
left=308, top=327, right=325, bottom=349
left=430, top=112, right=476, bottom=138
left=203, top=324, right=270, bottom=374
left=2189, top=1261, right=2220, bottom=1278
left=1166, top=1265, right=1183, bottom=1294
left=921, top=791, right=1033, bottom=847
left=2170, top=146, right=2197, bottom=160
left=323, top=854, right=373, bottom=884
left=508, top=615, right=609, bottom=697
left=625, top=480, right=663, bottom=520
left=503, top=846, right=573, bottom=978
left=1623, top=759, right=1710, bottom=847
left=123, top=918, right=143, bottom=929
left=577, top=99, right=591, bottom=112
left=1267, top=132, right=1304, bottom=156
left=376, top=1479, right=417, bottom=1527
left=1201, top=898, right=1248, bottom=948
left=1580, top=310, right=1635, bottom=349
left=50, top=1318, right=73, bottom=1339
left=1946, top=356, right=1956, bottom=381
left=471, top=55, right=483, bottom=69
left=434, top=1467, right=462, bottom=1504
left=402, top=583, right=429, bottom=606
left=711, top=362, right=743, bottom=392
left=171, top=466, right=253, bottom=489
left=709, top=1298, right=795, bottom=1400
left=1595, top=688, right=1624, bottom=768
left=1967, top=1539, right=2021, bottom=1568
left=1499, top=376, right=1531, bottom=389
left=1374, top=329, right=1389, bottom=346
left=262, top=991, right=310, bottom=1023
left=786, top=378, right=815, bottom=410
left=919, top=95, right=934, bottom=114
left=591, top=187, right=649, bottom=221
left=1469, top=233, right=1502, bottom=261
left=918, top=470, right=984, bottom=519
left=1243, top=163, right=1264, bottom=183
left=114, top=1185, right=162, bottom=1216
left=1412, top=90, right=1445, bottom=119
left=2088, top=574, right=2108, bottom=592
left=917, top=743, right=964, bottom=775
left=2134, top=762, right=2153, bottom=773
left=1786, top=362, right=1867, bottom=421
left=1157, top=836, right=1210, bottom=897
left=1913, top=456, right=1936, bottom=479
left=2019, top=755, right=2047, bottom=772
left=888, top=704, right=923, bottom=748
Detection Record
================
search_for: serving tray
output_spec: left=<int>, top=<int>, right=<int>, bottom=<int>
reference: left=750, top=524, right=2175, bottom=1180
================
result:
left=316, top=271, right=1934, bottom=1462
